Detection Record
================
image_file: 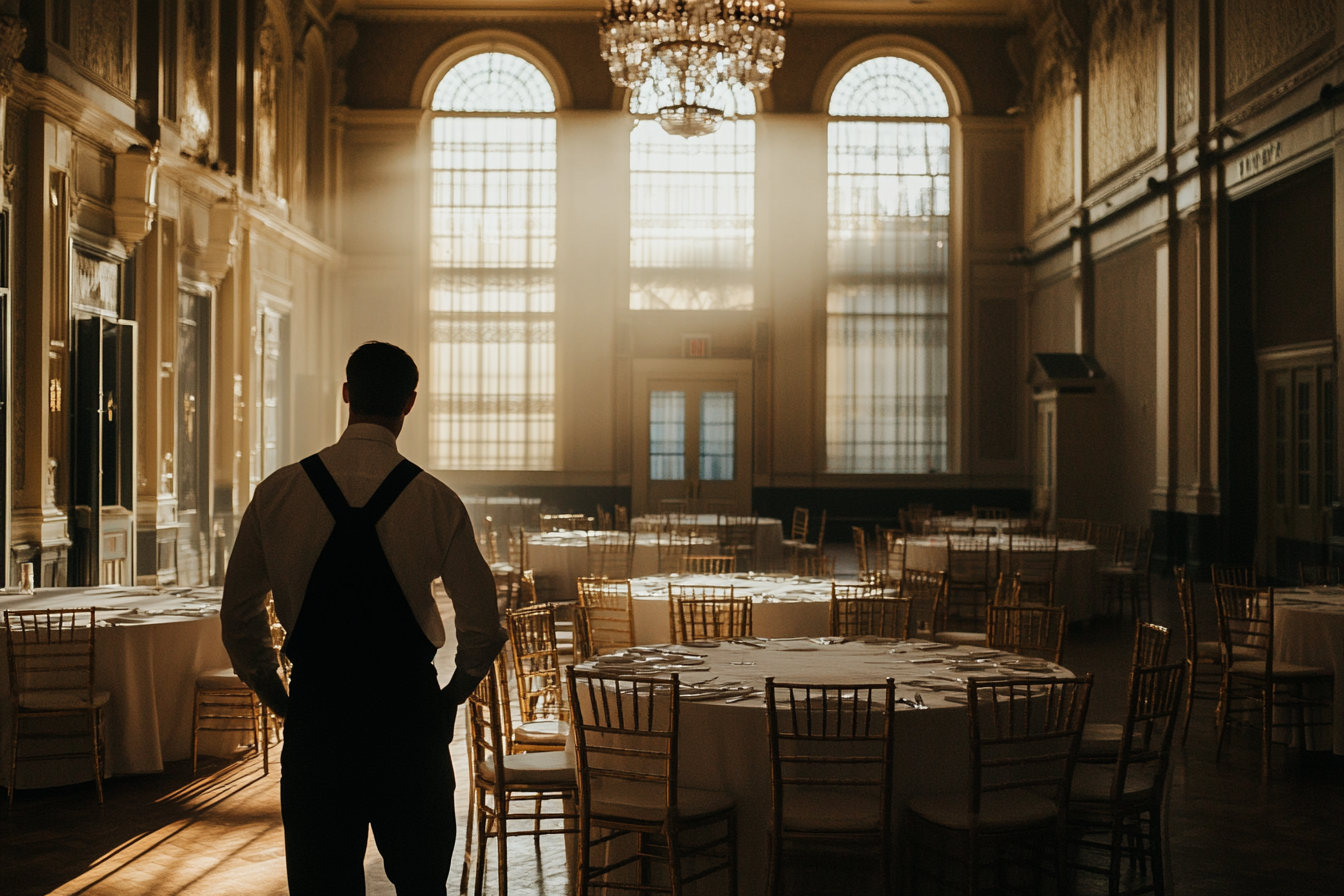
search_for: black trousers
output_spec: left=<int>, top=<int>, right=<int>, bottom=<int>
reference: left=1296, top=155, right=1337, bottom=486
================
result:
left=281, top=666, right=455, bottom=896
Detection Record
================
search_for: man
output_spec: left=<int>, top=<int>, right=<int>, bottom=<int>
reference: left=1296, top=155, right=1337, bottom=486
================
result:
left=221, top=341, right=506, bottom=896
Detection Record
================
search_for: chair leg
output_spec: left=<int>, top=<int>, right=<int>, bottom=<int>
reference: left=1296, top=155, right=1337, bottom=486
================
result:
left=474, top=802, right=490, bottom=896
left=1150, top=808, right=1167, bottom=896
left=9, top=714, right=20, bottom=807
left=192, top=689, right=201, bottom=775
left=1215, top=673, right=1231, bottom=762
left=1180, top=661, right=1197, bottom=746
left=495, top=811, right=509, bottom=896
left=260, top=703, right=269, bottom=776
left=1262, top=681, right=1273, bottom=782
left=459, top=784, right=477, bottom=896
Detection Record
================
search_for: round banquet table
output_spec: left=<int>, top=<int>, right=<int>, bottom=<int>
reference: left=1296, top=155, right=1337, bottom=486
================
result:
left=628, top=573, right=905, bottom=644
left=0, top=586, right=246, bottom=789
left=631, top=515, right=785, bottom=571
left=1274, top=587, right=1344, bottom=754
left=571, top=639, right=1070, bottom=896
left=526, top=532, right=719, bottom=604
left=926, top=516, right=1030, bottom=536
left=903, top=536, right=1099, bottom=622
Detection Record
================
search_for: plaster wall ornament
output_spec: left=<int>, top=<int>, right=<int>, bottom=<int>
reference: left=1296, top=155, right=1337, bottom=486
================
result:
left=1027, top=0, right=1083, bottom=220
left=200, top=190, right=240, bottom=285
left=0, top=16, right=28, bottom=98
left=1224, top=0, right=1334, bottom=98
left=1088, top=0, right=1161, bottom=182
left=112, top=143, right=161, bottom=251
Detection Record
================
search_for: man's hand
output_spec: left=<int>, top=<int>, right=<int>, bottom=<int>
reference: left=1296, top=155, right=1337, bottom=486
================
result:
left=440, top=667, right=481, bottom=735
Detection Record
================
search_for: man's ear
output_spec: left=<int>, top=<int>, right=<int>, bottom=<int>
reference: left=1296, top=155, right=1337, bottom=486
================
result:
left=403, top=391, right=418, bottom=416
left=342, top=382, right=350, bottom=405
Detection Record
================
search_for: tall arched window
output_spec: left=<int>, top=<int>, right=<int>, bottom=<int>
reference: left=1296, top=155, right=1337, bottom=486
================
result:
left=826, top=56, right=950, bottom=473
left=429, top=52, right=557, bottom=470
left=629, top=86, right=756, bottom=310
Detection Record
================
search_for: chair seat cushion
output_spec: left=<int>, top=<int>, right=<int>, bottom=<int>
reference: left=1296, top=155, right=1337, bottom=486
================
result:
left=17, top=689, right=111, bottom=711
left=196, top=668, right=249, bottom=689
left=933, top=631, right=987, bottom=647
left=781, top=788, right=883, bottom=833
left=514, top=719, right=570, bottom=746
left=478, top=749, right=576, bottom=786
left=1196, top=642, right=1257, bottom=661
left=1069, top=761, right=1159, bottom=804
left=907, top=790, right=1059, bottom=833
left=1079, top=722, right=1126, bottom=759
left=1229, top=660, right=1332, bottom=679
left=591, top=783, right=733, bottom=823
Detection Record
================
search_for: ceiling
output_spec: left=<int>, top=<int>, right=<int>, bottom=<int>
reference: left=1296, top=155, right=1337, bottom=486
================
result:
left=335, top=1, right=1026, bottom=25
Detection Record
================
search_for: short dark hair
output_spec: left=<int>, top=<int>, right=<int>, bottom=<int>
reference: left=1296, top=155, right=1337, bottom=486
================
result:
left=346, top=342, right=419, bottom=417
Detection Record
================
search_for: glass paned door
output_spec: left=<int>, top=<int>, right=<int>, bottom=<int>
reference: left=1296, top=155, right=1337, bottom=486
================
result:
left=633, top=362, right=751, bottom=516
left=1262, top=357, right=1337, bottom=578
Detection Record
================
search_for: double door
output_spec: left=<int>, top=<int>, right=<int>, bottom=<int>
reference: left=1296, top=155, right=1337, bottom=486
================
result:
left=632, top=360, right=752, bottom=516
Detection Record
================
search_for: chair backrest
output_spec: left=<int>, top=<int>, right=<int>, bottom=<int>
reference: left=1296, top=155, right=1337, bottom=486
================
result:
left=986, top=605, right=1068, bottom=664
left=505, top=605, right=567, bottom=722
left=1055, top=518, right=1090, bottom=542
left=668, top=584, right=750, bottom=643
left=973, top=506, right=1010, bottom=520
left=655, top=532, right=695, bottom=573
left=4, top=609, right=98, bottom=705
left=1109, top=663, right=1185, bottom=804
left=587, top=531, right=636, bottom=579
left=966, top=676, right=1093, bottom=819
left=577, top=576, right=634, bottom=654
left=679, top=554, right=735, bottom=575
left=595, top=505, right=614, bottom=531
left=1173, top=565, right=1200, bottom=666
left=790, top=506, right=810, bottom=541
left=829, top=594, right=912, bottom=639
left=1298, top=562, right=1344, bottom=587
left=508, top=525, right=528, bottom=568
left=1214, top=583, right=1274, bottom=670
left=466, top=662, right=511, bottom=791
left=907, top=503, right=934, bottom=523
left=765, top=677, right=895, bottom=835
left=719, top=516, right=758, bottom=549
left=567, top=668, right=681, bottom=819
left=791, top=553, right=835, bottom=578
left=614, top=505, right=630, bottom=531
left=1090, top=522, right=1124, bottom=562
left=1133, top=620, right=1171, bottom=667
left=1002, top=536, right=1059, bottom=591
left=1129, top=527, right=1154, bottom=573
left=877, top=529, right=906, bottom=579
left=815, top=509, right=828, bottom=551
left=1210, top=563, right=1256, bottom=591
left=572, top=606, right=595, bottom=665
left=901, top=568, right=949, bottom=635
left=519, top=568, right=539, bottom=605
left=991, top=571, right=1023, bottom=607
left=946, top=535, right=991, bottom=586
left=852, top=526, right=869, bottom=575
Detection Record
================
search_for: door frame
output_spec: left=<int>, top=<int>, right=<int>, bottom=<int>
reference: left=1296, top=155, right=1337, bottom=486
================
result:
left=631, top=359, right=753, bottom=517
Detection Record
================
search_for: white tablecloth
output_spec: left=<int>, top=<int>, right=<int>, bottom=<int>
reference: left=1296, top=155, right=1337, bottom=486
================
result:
left=0, top=586, right=245, bottom=789
left=627, top=574, right=907, bottom=645
left=571, top=640, right=1070, bottom=895
left=926, top=516, right=1030, bottom=535
left=631, top=515, right=785, bottom=571
left=526, top=532, right=719, bottom=604
left=903, top=537, right=1099, bottom=622
left=1276, top=588, right=1344, bottom=754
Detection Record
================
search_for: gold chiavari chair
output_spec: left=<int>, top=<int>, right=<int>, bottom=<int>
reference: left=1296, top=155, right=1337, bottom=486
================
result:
left=668, top=584, right=750, bottom=643
left=1001, top=535, right=1059, bottom=606
left=477, top=515, right=501, bottom=564
left=932, top=572, right=1018, bottom=648
left=899, top=568, right=948, bottom=638
left=1056, top=518, right=1091, bottom=542
left=1100, top=527, right=1155, bottom=618
left=1175, top=566, right=1223, bottom=746
left=828, top=588, right=912, bottom=640
left=1299, top=561, right=1344, bottom=586
left=572, top=606, right=594, bottom=665
left=875, top=527, right=905, bottom=581
left=1214, top=584, right=1334, bottom=780
left=781, top=507, right=813, bottom=565
left=1089, top=522, right=1124, bottom=564
left=614, top=505, right=630, bottom=531
left=972, top=506, right=1010, bottom=520
left=576, top=577, right=635, bottom=655
left=765, top=678, right=897, bottom=894
left=504, top=606, right=569, bottom=744
left=655, top=531, right=695, bottom=574
left=945, top=534, right=993, bottom=630
left=719, top=515, right=758, bottom=572
left=1067, top=663, right=1184, bottom=896
left=5, top=609, right=109, bottom=805
left=586, top=531, right=635, bottom=579
left=507, top=526, right=528, bottom=569
left=1079, top=620, right=1171, bottom=762
left=1210, top=563, right=1257, bottom=592
left=905, top=676, right=1093, bottom=895
left=702, top=498, right=734, bottom=517
left=907, top=503, right=934, bottom=529
left=461, top=664, right=578, bottom=896
left=986, top=604, right=1068, bottom=664
left=851, top=526, right=870, bottom=580
left=790, top=552, right=835, bottom=578
left=566, top=668, right=737, bottom=894
left=680, top=554, right=736, bottom=575
left=594, top=505, right=613, bottom=531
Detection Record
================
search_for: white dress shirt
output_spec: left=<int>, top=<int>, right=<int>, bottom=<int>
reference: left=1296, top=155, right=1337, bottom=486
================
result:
left=221, top=424, right=506, bottom=710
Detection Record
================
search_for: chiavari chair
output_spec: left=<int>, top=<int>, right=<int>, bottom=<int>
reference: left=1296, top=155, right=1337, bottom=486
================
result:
left=1299, top=561, right=1344, bottom=586
left=655, top=531, right=695, bottom=574
left=680, top=554, right=736, bottom=575
left=1056, top=518, right=1091, bottom=542
left=566, top=668, right=737, bottom=895
left=668, top=583, right=750, bottom=643
left=945, top=534, right=993, bottom=630
left=1174, top=566, right=1223, bottom=746
left=790, top=552, right=835, bottom=578
left=576, top=576, right=635, bottom=655
left=571, top=606, right=594, bottom=665
left=1067, top=663, right=1184, bottom=896
left=5, top=609, right=109, bottom=805
left=765, top=678, right=897, bottom=894
left=905, top=676, right=1093, bottom=895
left=899, top=568, right=948, bottom=637
left=504, top=605, right=569, bottom=738
left=828, top=586, right=912, bottom=640
left=1079, top=620, right=1171, bottom=762
left=1090, top=522, right=1124, bottom=564
left=1001, top=534, right=1059, bottom=606
left=1214, top=584, right=1334, bottom=780
left=972, top=505, right=1010, bottom=520
left=986, top=604, right=1068, bottom=664
left=614, top=504, right=630, bottom=531
left=461, top=664, right=578, bottom=896
left=933, top=572, right=1019, bottom=648
left=1026, top=506, right=1050, bottom=536
left=1100, top=527, right=1154, bottom=618
left=781, top=507, right=814, bottom=565
left=875, top=526, right=905, bottom=582
left=508, top=525, right=528, bottom=569
left=719, top=515, right=758, bottom=572
left=1210, top=563, right=1256, bottom=591
left=852, top=526, right=870, bottom=580
left=594, top=505, right=613, bottom=531
left=477, top=515, right=501, bottom=564
left=586, top=530, right=635, bottom=579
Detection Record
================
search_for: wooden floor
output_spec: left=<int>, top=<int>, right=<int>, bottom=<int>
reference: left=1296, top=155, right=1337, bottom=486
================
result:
left=2, top=571, right=1342, bottom=895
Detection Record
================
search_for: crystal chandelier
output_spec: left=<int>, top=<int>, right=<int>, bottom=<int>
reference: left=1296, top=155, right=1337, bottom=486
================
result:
left=600, top=0, right=792, bottom=138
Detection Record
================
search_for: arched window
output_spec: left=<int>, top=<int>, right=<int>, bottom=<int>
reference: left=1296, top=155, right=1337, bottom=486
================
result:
left=628, top=86, right=756, bottom=310
left=826, top=56, right=950, bottom=473
left=429, top=52, right=557, bottom=470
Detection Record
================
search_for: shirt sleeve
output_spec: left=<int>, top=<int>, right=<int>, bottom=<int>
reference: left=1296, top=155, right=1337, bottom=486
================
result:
left=220, top=500, right=290, bottom=717
left=440, top=503, right=508, bottom=679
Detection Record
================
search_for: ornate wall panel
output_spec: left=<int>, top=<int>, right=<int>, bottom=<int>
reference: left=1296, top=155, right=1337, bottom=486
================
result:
left=256, top=3, right=282, bottom=198
left=1087, top=0, right=1160, bottom=184
left=1224, top=0, right=1334, bottom=98
left=182, top=0, right=216, bottom=160
left=1029, top=4, right=1081, bottom=221
left=71, top=0, right=133, bottom=97
left=1174, top=0, right=1198, bottom=128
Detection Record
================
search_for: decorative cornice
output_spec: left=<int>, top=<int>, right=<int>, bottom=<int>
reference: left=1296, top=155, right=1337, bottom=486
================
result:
left=11, top=69, right=145, bottom=152
left=1219, top=42, right=1344, bottom=129
left=0, top=16, right=27, bottom=98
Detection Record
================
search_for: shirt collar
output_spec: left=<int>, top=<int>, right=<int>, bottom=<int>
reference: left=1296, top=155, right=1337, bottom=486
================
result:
left=339, top=423, right=400, bottom=447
